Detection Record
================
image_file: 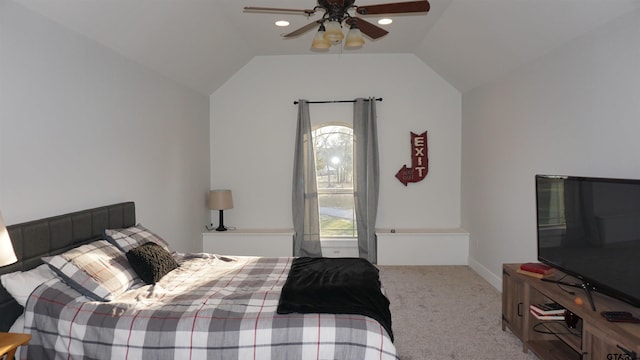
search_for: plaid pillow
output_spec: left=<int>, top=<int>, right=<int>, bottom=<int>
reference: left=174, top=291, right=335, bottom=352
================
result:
left=43, top=240, right=139, bottom=301
left=104, top=224, right=172, bottom=253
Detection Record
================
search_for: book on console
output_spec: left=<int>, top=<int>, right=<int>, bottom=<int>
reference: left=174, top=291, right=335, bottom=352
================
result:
left=530, top=303, right=565, bottom=316
left=519, top=262, right=555, bottom=275
left=516, top=268, right=552, bottom=279
left=529, top=309, right=565, bottom=321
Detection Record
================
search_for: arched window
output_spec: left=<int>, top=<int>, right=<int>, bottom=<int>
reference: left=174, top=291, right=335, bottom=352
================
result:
left=312, top=124, right=357, bottom=237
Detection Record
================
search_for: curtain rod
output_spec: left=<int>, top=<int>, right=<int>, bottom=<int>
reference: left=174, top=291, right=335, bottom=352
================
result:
left=293, top=98, right=382, bottom=105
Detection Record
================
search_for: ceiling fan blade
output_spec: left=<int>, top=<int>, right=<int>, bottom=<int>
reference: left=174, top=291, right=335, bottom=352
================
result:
left=243, top=6, right=317, bottom=16
left=347, top=17, right=389, bottom=39
left=282, top=21, right=322, bottom=38
left=356, top=0, right=430, bottom=15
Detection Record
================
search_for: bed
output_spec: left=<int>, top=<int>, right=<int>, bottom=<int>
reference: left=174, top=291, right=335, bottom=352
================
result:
left=0, top=202, right=397, bottom=359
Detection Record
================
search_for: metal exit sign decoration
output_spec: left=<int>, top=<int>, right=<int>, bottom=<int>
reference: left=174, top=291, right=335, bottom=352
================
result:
left=395, top=131, right=428, bottom=186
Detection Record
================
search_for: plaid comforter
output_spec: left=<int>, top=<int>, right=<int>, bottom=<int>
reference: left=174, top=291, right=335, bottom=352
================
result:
left=23, top=255, right=398, bottom=360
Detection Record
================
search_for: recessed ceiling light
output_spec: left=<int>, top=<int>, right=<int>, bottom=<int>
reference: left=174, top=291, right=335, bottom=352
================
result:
left=275, top=20, right=290, bottom=27
left=378, top=18, right=392, bottom=25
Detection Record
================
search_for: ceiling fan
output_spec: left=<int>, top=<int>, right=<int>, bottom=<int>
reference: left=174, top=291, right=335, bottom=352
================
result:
left=244, top=0, right=430, bottom=50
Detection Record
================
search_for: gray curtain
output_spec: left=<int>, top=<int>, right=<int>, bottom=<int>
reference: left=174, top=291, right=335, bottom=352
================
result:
left=292, top=100, right=322, bottom=257
left=353, top=98, right=380, bottom=263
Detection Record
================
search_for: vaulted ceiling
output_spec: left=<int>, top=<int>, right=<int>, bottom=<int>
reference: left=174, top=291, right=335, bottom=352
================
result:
left=12, top=0, right=640, bottom=95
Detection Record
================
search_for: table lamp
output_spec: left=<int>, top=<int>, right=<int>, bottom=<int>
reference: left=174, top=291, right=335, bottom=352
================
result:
left=0, top=212, right=17, bottom=267
left=209, top=190, right=233, bottom=231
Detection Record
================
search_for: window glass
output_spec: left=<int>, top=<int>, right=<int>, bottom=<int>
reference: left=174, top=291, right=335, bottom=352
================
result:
left=312, top=125, right=356, bottom=237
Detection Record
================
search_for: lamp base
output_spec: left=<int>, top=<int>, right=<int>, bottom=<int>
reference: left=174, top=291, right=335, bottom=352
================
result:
left=215, top=210, right=227, bottom=232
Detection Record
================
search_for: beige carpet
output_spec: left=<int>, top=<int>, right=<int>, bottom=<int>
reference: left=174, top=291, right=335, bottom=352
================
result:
left=378, top=266, right=540, bottom=360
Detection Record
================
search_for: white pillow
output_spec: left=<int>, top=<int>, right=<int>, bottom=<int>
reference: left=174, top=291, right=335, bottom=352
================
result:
left=0, top=264, right=56, bottom=306
left=9, top=313, right=24, bottom=333
left=9, top=314, right=25, bottom=359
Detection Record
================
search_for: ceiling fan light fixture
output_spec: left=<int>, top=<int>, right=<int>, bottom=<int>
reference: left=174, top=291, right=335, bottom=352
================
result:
left=275, top=20, right=290, bottom=27
left=344, top=25, right=364, bottom=49
left=311, top=24, right=331, bottom=51
left=246, top=0, right=431, bottom=51
left=323, top=20, right=344, bottom=43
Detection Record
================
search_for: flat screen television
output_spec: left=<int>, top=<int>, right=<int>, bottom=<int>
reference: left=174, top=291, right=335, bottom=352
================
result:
left=536, top=174, right=640, bottom=308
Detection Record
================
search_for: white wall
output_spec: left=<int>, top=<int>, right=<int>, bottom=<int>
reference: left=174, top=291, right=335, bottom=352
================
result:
left=462, top=10, right=640, bottom=288
left=210, top=54, right=461, bottom=231
left=0, top=1, right=211, bottom=252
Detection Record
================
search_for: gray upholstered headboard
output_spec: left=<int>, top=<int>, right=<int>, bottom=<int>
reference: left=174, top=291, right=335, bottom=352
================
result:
left=0, top=202, right=136, bottom=331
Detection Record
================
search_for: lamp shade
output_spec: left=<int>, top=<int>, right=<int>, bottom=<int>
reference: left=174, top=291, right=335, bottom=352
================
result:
left=344, top=26, right=364, bottom=49
left=311, top=24, right=331, bottom=51
left=323, top=20, right=344, bottom=44
left=209, top=190, right=233, bottom=210
left=0, top=212, right=17, bottom=267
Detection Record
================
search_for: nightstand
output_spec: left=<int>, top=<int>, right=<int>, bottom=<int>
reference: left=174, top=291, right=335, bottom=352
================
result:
left=0, top=332, right=31, bottom=359
left=202, top=229, right=294, bottom=257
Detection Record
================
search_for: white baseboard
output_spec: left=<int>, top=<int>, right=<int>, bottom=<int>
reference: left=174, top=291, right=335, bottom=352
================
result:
left=468, top=256, right=502, bottom=291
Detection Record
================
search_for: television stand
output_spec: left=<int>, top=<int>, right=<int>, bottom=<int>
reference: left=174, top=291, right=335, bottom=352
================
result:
left=540, top=278, right=597, bottom=311
left=502, top=264, right=640, bottom=360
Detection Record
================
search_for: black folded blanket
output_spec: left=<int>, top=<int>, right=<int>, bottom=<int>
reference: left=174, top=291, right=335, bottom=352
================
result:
left=277, top=257, right=393, bottom=341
